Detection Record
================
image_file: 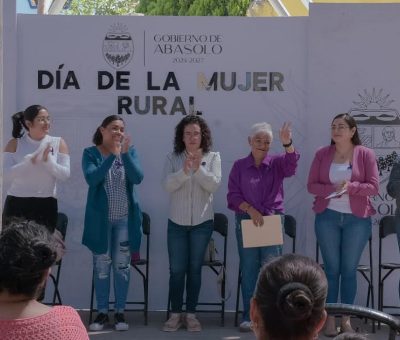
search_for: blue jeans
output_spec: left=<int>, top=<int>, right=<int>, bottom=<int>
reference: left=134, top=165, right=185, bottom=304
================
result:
left=167, top=219, right=213, bottom=313
left=315, top=208, right=371, bottom=304
left=235, top=214, right=283, bottom=322
left=93, top=217, right=131, bottom=314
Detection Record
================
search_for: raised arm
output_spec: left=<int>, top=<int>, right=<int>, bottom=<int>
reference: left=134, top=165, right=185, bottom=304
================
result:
left=82, top=148, right=115, bottom=187
left=193, top=152, right=221, bottom=193
left=42, top=138, right=70, bottom=181
left=163, top=153, right=191, bottom=193
left=122, top=147, right=143, bottom=185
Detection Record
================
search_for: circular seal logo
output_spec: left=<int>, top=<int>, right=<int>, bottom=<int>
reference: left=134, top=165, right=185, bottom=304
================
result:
left=102, top=23, right=134, bottom=69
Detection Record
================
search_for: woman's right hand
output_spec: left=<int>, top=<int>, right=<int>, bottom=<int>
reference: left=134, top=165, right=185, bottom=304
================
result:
left=248, top=206, right=264, bottom=226
left=183, top=155, right=194, bottom=175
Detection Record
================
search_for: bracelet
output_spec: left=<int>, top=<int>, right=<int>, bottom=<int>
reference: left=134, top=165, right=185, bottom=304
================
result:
left=283, top=139, right=293, bottom=148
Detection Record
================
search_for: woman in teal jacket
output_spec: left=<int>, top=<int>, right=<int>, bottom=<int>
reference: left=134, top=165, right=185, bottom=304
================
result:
left=82, top=115, right=143, bottom=332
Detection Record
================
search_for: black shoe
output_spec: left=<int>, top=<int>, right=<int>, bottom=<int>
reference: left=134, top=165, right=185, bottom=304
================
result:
left=89, top=313, right=109, bottom=331
left=114, top=313, right=129, bottom=331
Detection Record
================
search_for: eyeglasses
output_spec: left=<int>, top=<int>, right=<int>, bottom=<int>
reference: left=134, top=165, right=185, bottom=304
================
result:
left=331, top=125, right=350, bottom=131
left=184, top=131, right=201, bottom=138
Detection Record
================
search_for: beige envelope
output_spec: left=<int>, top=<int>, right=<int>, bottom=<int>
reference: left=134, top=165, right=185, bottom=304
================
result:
left=241, top=215, right=283, bottom=248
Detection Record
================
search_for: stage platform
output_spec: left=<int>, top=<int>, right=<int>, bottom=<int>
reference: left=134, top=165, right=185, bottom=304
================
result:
left=76, top=310, right=400, bottom=339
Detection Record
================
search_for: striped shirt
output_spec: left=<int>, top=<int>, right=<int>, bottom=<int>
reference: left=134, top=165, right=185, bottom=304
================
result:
left=163, top=151, right=221, bottom=226
left=104, top=155, right=128, bottom=221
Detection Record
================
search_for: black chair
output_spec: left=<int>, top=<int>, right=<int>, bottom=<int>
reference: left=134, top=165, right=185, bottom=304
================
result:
left=316, top=236, right=374, bottom=310
left=234, top=214, right=296, bottom=327
left=166, top=213, right=228, bottom=326
left=89, top=212, right=151, bottom=325
left=326, top=303, right=400, bottom=340
left=46, top=212, right=68, bottom=305
left=378, top=215, right=400, bottom=314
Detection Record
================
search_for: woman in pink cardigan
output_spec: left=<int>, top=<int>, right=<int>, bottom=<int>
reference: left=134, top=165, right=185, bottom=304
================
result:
left=0, top=219, right=88, bottom=340
left=307, top=113, right=378, bottom=337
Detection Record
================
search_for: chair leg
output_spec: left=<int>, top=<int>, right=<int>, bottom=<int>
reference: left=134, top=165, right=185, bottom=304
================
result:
left=144, top=273, right=148, bottom=325
left=221, top=270, right=226, bottom=327
left=51, top=264, right=62, bottom=305
left=89, top=272, right=95, bottom=325
left=234, top=271, right=241, bottom=327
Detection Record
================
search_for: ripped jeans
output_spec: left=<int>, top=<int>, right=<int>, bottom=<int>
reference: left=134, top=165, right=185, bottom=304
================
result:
left=93, top=217, right=130, bottom=314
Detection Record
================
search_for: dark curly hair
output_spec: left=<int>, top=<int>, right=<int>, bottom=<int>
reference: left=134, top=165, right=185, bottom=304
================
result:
left=0, top=219, right=57, bottom=298
left=173, top=115, right=212, bottom=154
left=253, top=254, right=327, bottom=340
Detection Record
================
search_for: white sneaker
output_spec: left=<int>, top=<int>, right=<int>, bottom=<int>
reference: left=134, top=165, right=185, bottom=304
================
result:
left=239, top=320, right=252, bottom=332
left=89, top=313, right=109, bottom=331
left=114, top=313, right=129, bottom=331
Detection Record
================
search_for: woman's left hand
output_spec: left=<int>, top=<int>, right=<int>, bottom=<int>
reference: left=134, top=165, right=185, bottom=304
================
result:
left=279, top=121, right=292, bottom=145
left=42, top=143, right=53, bottom=162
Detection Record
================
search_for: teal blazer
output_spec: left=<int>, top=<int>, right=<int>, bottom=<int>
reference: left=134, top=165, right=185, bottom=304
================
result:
left=82, top=146, right=143, bottom=253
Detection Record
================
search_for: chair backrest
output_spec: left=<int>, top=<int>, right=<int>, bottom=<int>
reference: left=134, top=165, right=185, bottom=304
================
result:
left=56, top=212, right=68, bottom=239
left=142, top=212, right=150, bottom=235
left=379, top=215, right=397, bottom=239
left=213, top=213, right=228, bottom=237
left=326, top=303, right=400, bottom=340
left=284, top=214, right=296, bottom=253
left=284, top=214, right=296, bottom=239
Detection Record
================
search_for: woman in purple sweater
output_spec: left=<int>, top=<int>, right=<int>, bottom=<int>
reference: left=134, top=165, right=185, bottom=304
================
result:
left=227, top=122, right=299, bottom=332
left=307, top=113, right=379, bottom=336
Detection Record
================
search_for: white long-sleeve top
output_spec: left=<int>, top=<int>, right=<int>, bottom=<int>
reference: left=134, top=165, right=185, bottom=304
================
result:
left=163, top=151, right=222, bottom=226
left=3, top=134, right=70, bottom=198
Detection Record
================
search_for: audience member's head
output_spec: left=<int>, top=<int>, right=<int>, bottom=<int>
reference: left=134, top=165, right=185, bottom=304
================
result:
left=334, top=332, right=368, bottom=340
left=0, top=219, right=57, bottom=299
left=250, top=254, right=328, bottom=340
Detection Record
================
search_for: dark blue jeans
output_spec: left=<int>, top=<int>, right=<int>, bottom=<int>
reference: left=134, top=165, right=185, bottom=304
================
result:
left=167, top=219, right=213, bottom=313
left=315, top=208, right=371, bottom=304
left=235, top=214, right=283, bottom=322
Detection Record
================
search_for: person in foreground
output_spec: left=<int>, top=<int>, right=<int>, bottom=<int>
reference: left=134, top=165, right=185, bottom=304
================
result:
left=162, top=115, right=221, bottom=332
left=0, top=219, right=88, bottom=340
left=82, top=115, right=143, bottom=332
left=3, top=105, right=70, bottom=232
left=250, top=254, right=327, bottom=340
left=227, top=121, right=299, bottom=332
left=308, top=113, right=379, bottom=336
left=386, top=157, right=400, bottom=300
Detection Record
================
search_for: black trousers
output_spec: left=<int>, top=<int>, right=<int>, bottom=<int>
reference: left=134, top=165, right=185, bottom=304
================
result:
left=2, top=195, right=58, bottom=233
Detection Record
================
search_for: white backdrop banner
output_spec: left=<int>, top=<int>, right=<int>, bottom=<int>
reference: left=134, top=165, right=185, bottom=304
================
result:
left=4, top=3, right=400, bottom=310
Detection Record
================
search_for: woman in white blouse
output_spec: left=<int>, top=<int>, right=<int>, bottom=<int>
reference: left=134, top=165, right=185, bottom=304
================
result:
left=3, top=105, right=70, bottom=233
left=162, top=115, right=221, bottom=333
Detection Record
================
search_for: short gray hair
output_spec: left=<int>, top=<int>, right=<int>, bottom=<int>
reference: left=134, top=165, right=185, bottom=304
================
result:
left=249, top=122, right=273, bottom=140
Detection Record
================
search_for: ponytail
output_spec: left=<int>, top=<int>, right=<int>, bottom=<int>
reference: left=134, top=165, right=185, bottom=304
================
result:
left=11, top=112, right=26, bottom=138
left=11, top=105, right=48, bottom=139
left=92, top=127, right=103, bottom=145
